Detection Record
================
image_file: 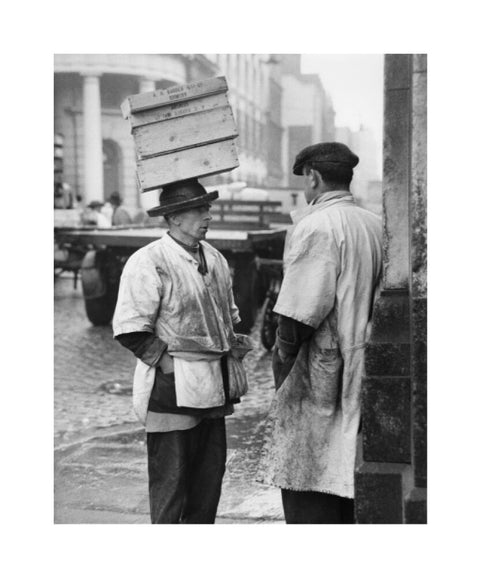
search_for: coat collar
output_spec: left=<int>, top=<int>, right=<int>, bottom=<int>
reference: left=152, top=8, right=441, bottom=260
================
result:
left=290, top=190, right=355, bottom=224
left=311, top=189, right=353, bottom=206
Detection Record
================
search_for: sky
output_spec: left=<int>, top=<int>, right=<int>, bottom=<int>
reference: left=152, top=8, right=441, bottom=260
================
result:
left=301, top=54, right=384, bottom=145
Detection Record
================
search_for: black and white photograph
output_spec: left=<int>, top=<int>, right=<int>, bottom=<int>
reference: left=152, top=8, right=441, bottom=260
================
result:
left=5, top=2, right=480, bottom=575
left=53, top=52, right=425, bottom=525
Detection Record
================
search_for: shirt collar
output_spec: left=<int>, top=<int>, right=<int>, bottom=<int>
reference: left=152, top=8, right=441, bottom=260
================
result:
left=167, top=231, right=199, bottom=254
left=161, top=232, right=210, bottom=276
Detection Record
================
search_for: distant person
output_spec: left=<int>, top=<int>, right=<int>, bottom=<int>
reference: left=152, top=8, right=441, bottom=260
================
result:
left=54, top=182, right=75, bottom=209
left=100, top=198, right=114, bottom=224
left=258, top=142, right=383, bottom=523
left=108, top=191, right=132, bottom=226
left=81, top=200, right=112, bottom=228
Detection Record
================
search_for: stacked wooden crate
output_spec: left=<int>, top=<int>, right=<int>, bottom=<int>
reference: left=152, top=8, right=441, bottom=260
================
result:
left=121, top=76, right=239, bottom=192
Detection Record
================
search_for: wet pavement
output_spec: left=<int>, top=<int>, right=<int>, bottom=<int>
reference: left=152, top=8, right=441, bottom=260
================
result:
left=54, top=273, right=284, bottom=523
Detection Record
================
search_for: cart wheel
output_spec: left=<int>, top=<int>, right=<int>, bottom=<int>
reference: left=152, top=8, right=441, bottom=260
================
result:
left=81, top=249, right=119, bottom=326
left=260, top=295, right=278, bottom=350
left=84, top=292, right=117, bottom=326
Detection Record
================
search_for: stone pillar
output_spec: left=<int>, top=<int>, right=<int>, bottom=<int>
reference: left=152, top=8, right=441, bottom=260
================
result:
left=406, top=54, right=427, bottom=522
left=82, top=74, right=103, bottom=203
left=354, top=54, right=427, bottom=524
left=382, top=56, right=412, bottom=290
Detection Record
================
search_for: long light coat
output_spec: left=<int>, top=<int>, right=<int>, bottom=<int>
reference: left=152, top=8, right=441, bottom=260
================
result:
left=257, top=191, right=382, bottom=498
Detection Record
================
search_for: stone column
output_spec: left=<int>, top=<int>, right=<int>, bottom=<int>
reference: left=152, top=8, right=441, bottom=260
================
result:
left=82, top=74, right=103, bottom=203
left=407, top=54, right=427, bottom=522
left=354, top=54, right=427, bottom=524
left=383, top=57, right=412, bottom=290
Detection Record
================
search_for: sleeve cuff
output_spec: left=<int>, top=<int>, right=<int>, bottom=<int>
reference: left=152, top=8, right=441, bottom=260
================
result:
left=142, top=338, right=168, bottom=367
left=276, top=333, right=301, bottom=355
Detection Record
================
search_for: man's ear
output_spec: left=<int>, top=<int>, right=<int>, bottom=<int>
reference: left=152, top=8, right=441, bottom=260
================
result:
left=169, top=213, right=182, bottom=226
left=309, top=169, right=321, bottom=189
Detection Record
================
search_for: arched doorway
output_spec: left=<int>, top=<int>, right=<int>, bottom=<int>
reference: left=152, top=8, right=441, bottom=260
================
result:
left=102, top=139, right=122, bottom=200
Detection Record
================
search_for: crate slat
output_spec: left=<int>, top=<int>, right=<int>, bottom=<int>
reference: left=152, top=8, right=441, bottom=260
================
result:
left=129, top=92, right=229, bottom=129
left=122, top=76, right=228, bottom=117
left=133, top=106, right=238, bottom=159
left=137, top=140, right=239, bottom=191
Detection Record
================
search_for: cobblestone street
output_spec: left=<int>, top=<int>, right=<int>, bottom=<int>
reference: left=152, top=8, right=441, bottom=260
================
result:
left=55, top=275, right=141, bottom=445
left=54, top=273, right=284, bottom=523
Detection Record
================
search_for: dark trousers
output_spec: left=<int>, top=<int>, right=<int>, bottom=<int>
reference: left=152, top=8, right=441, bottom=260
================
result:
left=146, top=418, right=226, bottom=524
left=281, top=489, right=355, bottom=524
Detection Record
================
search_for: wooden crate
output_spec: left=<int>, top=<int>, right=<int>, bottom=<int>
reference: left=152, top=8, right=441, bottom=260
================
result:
left=122, top=76, right=239, bottom=192
left=133, top=106, right=237, bottom=159
left=137, top=140, right=239, bottom=191
left=128, top=92, right=230, bottom=129
left=121, top=77, right=229, bottom=116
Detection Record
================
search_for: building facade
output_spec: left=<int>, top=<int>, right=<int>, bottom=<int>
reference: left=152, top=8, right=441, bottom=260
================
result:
left=203, top=54, right=284, bottom=187
left=54, top=54, right=337, bottom=211
left=54, top=54, right=216, bottom=210
left=205, top=54, right=336, bottom=192
left=280, top=55, right=336, bottom=189
left=336, top=124, right=382, bottom=214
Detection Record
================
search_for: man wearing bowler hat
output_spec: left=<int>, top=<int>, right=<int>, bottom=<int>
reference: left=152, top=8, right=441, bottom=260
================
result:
left=113, top=178, right=251, bottom=524
left=258, top=142, right=383, bottom=523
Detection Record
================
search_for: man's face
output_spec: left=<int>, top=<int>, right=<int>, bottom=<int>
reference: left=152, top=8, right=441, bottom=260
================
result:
left=174, top=204, right=212, bottom=243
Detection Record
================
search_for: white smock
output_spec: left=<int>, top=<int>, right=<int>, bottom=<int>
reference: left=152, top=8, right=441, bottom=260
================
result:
left=257, top=191, right=383, bottom=498
left=113, top=233, right=244, bottom=424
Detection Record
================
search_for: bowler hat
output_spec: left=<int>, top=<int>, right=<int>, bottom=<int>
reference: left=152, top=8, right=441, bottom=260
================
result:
left=147, top=179, right=218, bottom=217
left=87, top=200, right=104, bottom=209
left=292, top=142, right=359, bottom=175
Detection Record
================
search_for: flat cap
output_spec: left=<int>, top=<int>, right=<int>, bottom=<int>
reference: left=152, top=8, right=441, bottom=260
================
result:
left=292, top=142, right=359, bottom=175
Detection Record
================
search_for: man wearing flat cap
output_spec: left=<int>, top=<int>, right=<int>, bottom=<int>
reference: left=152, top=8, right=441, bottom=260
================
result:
left=258, top=142, right=383, bottom=523
left=112, top=178, right=251, bottom=523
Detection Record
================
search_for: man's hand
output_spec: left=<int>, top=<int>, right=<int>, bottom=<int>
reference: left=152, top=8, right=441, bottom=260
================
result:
left=272, top=346, right=297, bottom=391
left=158, top=351, right=174, bottom=374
